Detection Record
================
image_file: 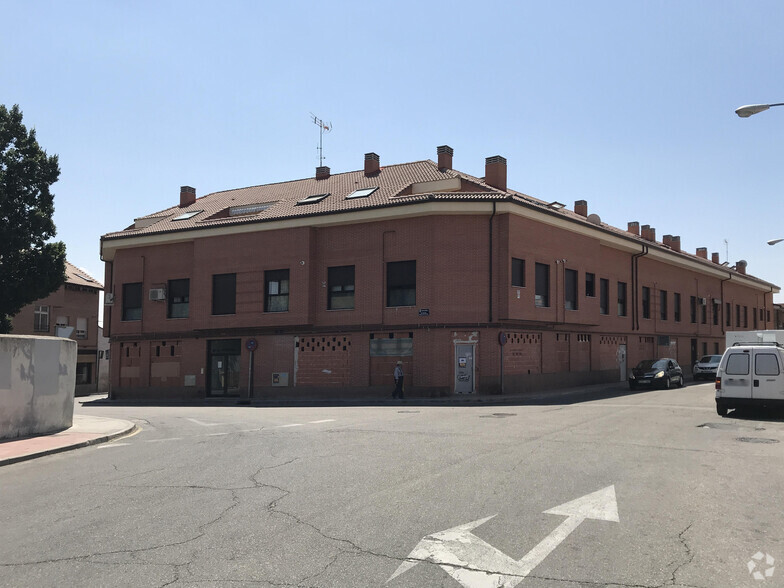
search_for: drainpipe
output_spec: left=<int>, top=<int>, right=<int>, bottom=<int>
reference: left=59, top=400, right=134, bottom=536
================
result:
left=631, top=245, right=648, bottom=330
left=489, top=201, right=496, bottom=323
left=720, top=273, right=732, bottom=335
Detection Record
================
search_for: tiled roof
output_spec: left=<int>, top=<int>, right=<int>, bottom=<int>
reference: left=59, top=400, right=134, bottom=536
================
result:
left=65, top=261, right=102, bottom=289
left=102, top=160, right=508, bottom=239
left=100, top=157, right=776, bottom=289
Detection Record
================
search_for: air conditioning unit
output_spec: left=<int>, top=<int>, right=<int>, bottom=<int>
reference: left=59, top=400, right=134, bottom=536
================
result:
left=104, top=293, right=115, bottom=305
left=149, top=288, right=167, bottom=301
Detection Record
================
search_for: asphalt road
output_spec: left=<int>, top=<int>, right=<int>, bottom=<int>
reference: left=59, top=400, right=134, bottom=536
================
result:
left=1, top=383, right=782, bottom=588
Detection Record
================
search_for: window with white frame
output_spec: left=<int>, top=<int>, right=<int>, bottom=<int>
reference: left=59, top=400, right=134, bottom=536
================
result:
left=34, top=305, right=50, bottom=332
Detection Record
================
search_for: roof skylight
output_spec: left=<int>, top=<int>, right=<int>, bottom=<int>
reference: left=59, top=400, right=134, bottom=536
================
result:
left=547, top=201, right=566, bottom=210
left=296, top=193, right=330, bottom=205
left=346, top=187, right=378, bottom=199
left=229, top=203, right=274, bottom=216
left=172, top=210, right=202, bottom=221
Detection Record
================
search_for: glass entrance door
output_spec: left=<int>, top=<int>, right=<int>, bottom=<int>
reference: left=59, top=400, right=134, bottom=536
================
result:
left=207, top=339, right=241, bottom=397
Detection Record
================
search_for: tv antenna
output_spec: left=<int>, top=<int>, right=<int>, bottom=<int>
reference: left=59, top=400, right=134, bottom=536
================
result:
left=310, top=113, right=332, bottom=167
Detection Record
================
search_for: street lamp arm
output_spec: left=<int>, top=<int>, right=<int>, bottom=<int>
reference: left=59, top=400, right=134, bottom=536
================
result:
left=768, top=238, right=784, bottom=246
left=736, top=102, right=784, bottom=118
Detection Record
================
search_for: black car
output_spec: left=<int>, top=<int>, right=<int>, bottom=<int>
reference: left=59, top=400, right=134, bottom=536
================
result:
left=628, top=358, right=684, bottom=389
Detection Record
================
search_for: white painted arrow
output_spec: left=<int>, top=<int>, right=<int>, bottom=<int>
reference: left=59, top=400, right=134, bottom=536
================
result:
left=388, top=485, right=619, bottom=587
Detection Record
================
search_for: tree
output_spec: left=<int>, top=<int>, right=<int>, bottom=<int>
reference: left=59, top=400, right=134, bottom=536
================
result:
left=0, top=104, right=66, bottom=333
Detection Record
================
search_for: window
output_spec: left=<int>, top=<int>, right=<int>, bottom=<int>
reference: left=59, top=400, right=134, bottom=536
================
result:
left=701, top=299, right=707, bottom=324
left=713, top=301, right=720, bottom=326
left=736, top=304, right=740, bottom=327
left=229, top=203, right=273, bottom=216
left=660, top=290, right=667, bottom=321
left=642, top=286, right=650, bottom=319
left=386, top=261, right=416, bottom=307
left=33, top=305, right=49, bottom=332
left=168, top=279, right=190, bottom=318
left=702, top=342, right=708, bottom=356
left=328, top=266, right=355, bottom=310
left=725, top=353, right=749, bottom=375
left=346, top=187, right=378, bottom=199
left=264, top=269, right=289, bottom=312
left=714, top=342, right=719, bottom=354
left=76, top=317, right=87, bottom=339
left=754, top=307, right=758, bottom=329
left=55, top=316, right=68, bottom=328
left=756, top=353, right=780, bottom=376
left=296, top=193, right=329, bottom=205
left=599, top=278, right=609, bottom=315
left=172, top=210, right=202, bottom=221
left=212, top=273, right=236, bottom=315
left=726, top=302, right=731, bottom=327
left=511, top=258, right=525, bottom=287
left=690, top=296, right=697, bottom=324
left=535, top=263, right=550, bottom=308
left=744, top=306, right=748, bottom=328
left=617, top=282, right=627, bottom=316
left=122, top=283, right=142, bottom=321
left=674, top=293, right=681, bottom=322
left=565, top=269, right=578, bottom=311
left=75, top=363, right=92, bottom=385
left=585, top=273, right=595, bottom=298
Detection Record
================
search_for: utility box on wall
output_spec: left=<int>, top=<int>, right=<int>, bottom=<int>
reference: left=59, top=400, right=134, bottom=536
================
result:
left=271, top=372, right=289, bottom=387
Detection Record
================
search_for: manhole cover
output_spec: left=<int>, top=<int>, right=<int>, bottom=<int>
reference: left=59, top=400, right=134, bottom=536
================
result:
left=480, top=413, right=517, bottom=419
left=736, top=437, right=779, bottom=444
left=397, top=410, right=420, bottom=414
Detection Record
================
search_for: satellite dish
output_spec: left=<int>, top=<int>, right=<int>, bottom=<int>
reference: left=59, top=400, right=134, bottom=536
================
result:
left=587, top=213, right=602, bottom=226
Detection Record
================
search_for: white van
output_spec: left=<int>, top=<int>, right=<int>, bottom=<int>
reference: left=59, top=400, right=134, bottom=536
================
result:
left=715, top=343, right=784, bottom=416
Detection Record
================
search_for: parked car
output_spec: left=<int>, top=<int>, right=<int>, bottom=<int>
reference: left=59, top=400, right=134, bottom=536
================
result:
left=715, top=343, right=784, bottom=416
left=692, top=354, right=722, bottom=381
left=628, top=358, right=684, bottom=389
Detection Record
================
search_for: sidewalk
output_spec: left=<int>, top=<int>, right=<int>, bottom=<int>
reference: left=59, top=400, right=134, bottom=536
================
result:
left=0, top=415, right=137, bottom=467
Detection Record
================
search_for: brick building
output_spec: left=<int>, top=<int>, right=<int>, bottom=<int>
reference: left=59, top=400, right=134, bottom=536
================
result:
left=10, top=261, right=102, bottom=395
left=100, top=147, right=778, bottom=400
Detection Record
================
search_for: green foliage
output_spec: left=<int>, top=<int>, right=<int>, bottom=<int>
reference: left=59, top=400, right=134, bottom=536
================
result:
left=0, top=104, right=66, bottom=333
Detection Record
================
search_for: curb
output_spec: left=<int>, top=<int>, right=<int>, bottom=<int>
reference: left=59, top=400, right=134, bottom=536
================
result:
left=0, top=423, right=139, bottom=467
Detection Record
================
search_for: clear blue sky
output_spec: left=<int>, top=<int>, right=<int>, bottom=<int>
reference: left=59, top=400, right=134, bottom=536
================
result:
left=4, top=1, right=784, bottom=301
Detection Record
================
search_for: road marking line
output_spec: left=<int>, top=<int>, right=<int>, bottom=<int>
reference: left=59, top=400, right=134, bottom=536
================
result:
left=308, top=419, right=336, bottom=424
left=186, top=418, right=221, bottom=426
left=207, top=432, right=229, bottom=436
left=96, top=443, right=131, bottom=448
left=277, top=423, right=303, bottom=428
left=238, top=428, right=262, bottom=433
left=145, top=438, right=182, bottom=443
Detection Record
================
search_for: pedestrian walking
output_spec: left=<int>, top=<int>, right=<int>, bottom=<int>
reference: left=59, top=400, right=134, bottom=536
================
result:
left=393, top=361, right=404, bottom=399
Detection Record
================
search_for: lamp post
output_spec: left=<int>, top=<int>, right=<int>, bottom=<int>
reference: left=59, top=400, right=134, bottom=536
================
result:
left=768, top=238, right=784, bottom=246
left=735, top=103, right=784, bottom=118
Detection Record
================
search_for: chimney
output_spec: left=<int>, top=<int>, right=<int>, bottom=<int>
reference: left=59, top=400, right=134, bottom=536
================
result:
left=663, top=234, right=673, bottom=248
left=671, top=236, right=681, bottom=252
left=628, top=221, right=640, bottom=236
left=736, top=260, right=747, bottom=275
left=180, top=186, right=196, bottom=208
left=574, top=200, right=588, bottom=217
left=364, top=152, right=380, bottom=176
left=437, top=145, right=454, bottom=170
left=696, top=247, right=708, bottom=259
left=711, top=252, right=720, bottom=264
left=485, top=155, right=507, bottom=191
left=316, top=166, right=330, bottom=180
left=641, top=225, right=656, bottom=242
